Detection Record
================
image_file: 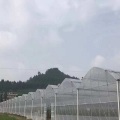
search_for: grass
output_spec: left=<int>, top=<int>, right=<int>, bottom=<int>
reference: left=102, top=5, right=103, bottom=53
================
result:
left=0, top=114, right=30, bottom=120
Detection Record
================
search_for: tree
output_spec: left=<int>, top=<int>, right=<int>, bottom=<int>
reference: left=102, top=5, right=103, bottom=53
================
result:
left=0, top=93, right=3, bottom=102
left=38, top=71, right=41, bottom=75
left=4, top=92, right=7, bottom=101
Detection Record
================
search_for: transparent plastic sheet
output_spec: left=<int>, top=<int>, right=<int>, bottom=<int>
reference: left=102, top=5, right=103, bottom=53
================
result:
left=20, top=94, right=27, bottom=117
left=25, top=92, right=34, bottom=119
left=81, top=67, right=118, bottom=120
left=0, top=67, right=120, bottom=120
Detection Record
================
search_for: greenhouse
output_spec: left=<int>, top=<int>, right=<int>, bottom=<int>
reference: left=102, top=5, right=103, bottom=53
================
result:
left=25, top=92, right=35, bottom=119
left=33, top=89, right=45, bottom=120
left=44, top=85, right=58, bottom=106
left=17, top=96, right=22, bottom=115
left=55, top=78, right=82, bottom=120
left=20, top=94, right=28, bottom=117
left=0, top=67, right=120, bottom=120
left=77, top=67, right=119, bottom=120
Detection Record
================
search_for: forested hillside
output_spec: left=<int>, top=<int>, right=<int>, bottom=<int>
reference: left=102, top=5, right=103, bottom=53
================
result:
left=0, top=68, right=79, bottom=97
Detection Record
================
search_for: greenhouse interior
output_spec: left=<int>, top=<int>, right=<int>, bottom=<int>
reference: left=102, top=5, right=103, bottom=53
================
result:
left=0, top=67, right=120, bottom=120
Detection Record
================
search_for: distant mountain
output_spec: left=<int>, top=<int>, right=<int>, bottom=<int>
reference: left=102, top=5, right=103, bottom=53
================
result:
left=0, top=68, right=79, bottom=100
left=26, top=68, right=79, bottom=89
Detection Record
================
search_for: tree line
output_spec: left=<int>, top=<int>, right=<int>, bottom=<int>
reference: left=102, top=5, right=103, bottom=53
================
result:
left=0, top=68, right=79, bottom=101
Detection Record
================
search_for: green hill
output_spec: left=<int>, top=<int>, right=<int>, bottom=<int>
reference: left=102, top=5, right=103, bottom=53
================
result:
left=0, top=68, right=79, bottom=99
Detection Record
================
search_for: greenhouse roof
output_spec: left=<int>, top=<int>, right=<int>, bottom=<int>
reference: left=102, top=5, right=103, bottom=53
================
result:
left=36, top=89, right=45, bottom=92
left=106, top=69, right=120, bottom=80
left=83, top=67, right=120, bottom=82
left=45, top=85, right=58, bottom=97
left=58, top=78, right=82, bottom=94
left=22, top=94, right=28, bottom=97
left=27, top=92, right=35, bottom=99
left=35, top=89, right=45, bottom=98
left=48, top=85, right=58, bottom=89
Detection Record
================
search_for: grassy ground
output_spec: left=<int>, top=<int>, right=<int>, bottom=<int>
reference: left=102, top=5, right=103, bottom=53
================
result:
left=0, top=114, right=31, bottom=120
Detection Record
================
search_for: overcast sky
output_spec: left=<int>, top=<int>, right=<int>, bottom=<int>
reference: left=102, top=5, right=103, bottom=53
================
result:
left=0, top=0, right=120, bottom=81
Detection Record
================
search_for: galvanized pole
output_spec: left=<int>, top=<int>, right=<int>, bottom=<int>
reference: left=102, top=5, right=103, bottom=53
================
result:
left=51, top=103, right=54, bottom=120
left=9, top=100, right=10, bottom=113
left=10, top=100, right=11, bottom=114
left=77, top=88, right=79, bottom=120
left=4, top=102, right=5, bottom=113
left=24, top=96, right=27, bottom=117
left=6, top=100, right=8, bottom=113
left=7, top=100, right=9, bottom=113
left=41, top=97, right=43, bottom=120
left=19, top=100, right=20, bottom=115
left=55, top=93, right=57, bottom=120
left=117, top=79, right=120, bottom=120
left=10, top=101, right=11, bottom=113
left=3, top=102, right=4, bottom=113
left=44, top=104, right=47, bottom=120
left=15, top=100, right=16, bottom=114
left=4, top=101, right=7, bottom=113
left=31, top=98, right=34, bottom=119
left=12, top=100, right=13, bottom=114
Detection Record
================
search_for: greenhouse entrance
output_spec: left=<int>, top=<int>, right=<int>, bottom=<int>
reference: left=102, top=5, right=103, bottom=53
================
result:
left=47, top=106, right=51, bottom=120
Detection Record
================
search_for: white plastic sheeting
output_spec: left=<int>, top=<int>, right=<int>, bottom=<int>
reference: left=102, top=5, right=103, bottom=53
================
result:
left=79, top=67, right=118, bottom=120
left=0, top=67, right=120, bottom=120
left=58, top=78, right=82, bottom=93
left=55, top=78, right=82, bottom=120
left=34, top=89, right=45, bottom=120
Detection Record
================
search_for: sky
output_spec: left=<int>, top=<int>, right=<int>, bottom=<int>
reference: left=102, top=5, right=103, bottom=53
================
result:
left=0, top=0, right=120, bottom=81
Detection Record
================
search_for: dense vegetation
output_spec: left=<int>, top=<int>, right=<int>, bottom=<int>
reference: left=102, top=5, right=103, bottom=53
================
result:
left=0, top=68, right=78, bottom=100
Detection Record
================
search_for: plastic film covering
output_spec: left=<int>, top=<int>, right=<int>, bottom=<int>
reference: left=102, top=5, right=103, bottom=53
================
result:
left=20, top=94, right=27, bottom=117
left=33, top=89, right=45, bottom=120
left=55, top=78, right=82, bottom=120
left=26, top=92, right=35, bottom=119
left=0, top=67, right=120, bottom=120
left=80, top=67, right=118, bottom=120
